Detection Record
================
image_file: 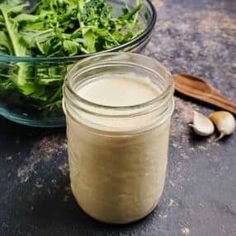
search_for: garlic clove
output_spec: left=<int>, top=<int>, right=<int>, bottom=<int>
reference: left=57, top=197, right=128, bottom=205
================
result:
left=190, top=111, right=215, bottom=136
left=209, top=111, right=236, bottom=140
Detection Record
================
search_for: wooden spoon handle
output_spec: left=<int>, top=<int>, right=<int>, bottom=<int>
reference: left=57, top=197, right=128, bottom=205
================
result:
left=174, top=75, right=236, bottom=115
left=208, top=93, right=236, bottom=115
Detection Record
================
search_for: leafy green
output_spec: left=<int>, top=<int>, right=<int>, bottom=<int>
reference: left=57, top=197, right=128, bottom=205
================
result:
left=0, top=0, right=143, bottom=117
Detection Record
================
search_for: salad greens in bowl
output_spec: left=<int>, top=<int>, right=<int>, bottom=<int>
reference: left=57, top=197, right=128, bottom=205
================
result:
left=0, top=0, right=156, bottom=127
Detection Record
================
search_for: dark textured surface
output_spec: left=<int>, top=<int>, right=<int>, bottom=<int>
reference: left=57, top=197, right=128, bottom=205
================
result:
left=1, top=0, right=236, bottom=235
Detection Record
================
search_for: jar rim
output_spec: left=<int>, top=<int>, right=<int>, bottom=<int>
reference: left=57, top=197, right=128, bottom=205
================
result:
left=64, top=52, right=174, bottom=114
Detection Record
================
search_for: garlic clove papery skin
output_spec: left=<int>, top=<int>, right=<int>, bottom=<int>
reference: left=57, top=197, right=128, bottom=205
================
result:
left=209, top=111, right=236, bottom=140
left=190, top=111, right=215, bottom=136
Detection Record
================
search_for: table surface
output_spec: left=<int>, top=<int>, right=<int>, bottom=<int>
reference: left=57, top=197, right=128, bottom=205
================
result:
left=1, top=0, right=236, bottom=235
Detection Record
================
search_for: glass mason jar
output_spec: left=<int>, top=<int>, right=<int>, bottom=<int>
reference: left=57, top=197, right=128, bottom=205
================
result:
left=63, top=53, right=174, bottom=224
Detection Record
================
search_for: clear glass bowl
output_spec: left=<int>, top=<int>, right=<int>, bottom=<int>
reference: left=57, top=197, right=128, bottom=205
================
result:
left=0, top=0, right=156, bottom=127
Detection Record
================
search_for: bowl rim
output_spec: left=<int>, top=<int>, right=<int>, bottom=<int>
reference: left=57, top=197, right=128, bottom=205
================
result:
left=0, top=0, right=156, bottom=63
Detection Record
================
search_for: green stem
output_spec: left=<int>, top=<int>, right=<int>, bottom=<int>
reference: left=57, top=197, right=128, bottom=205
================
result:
left=1, top=10, right=21, bottom=56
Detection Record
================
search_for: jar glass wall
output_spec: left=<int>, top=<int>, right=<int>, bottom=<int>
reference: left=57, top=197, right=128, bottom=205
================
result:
left=63, top=53, right=174, bottom=224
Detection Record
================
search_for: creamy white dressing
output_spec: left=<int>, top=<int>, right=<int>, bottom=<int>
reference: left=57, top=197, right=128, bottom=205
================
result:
left=78, top=73, right=159, bottom=106
left=66, top=73, right=171, bottom=223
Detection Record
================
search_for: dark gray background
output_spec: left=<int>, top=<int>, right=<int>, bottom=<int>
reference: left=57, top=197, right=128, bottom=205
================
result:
left=0, top=0, right=236, bottom=235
